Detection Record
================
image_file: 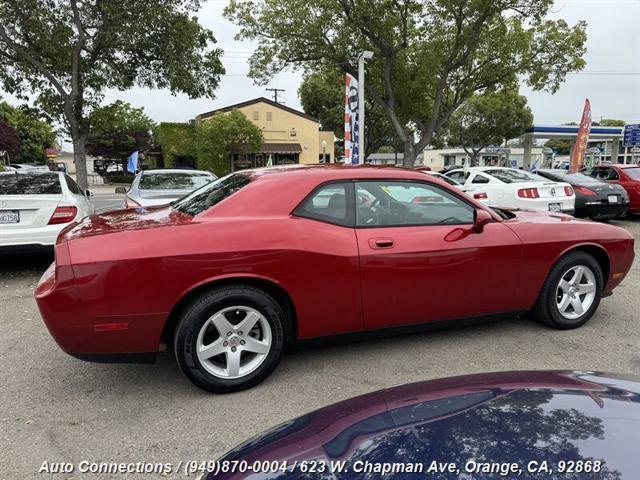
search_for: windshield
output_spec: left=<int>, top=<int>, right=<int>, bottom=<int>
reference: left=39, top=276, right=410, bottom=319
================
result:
left=484, top=169, right=547, bottom=184
left=624, top=167, right=640, bottom=180
left=171, top=172, right=252, bottom=216
left=430, top=173, right=460, bottom=186
left=564, top=172, right=606, bottom=184
left=139, top=172, right=214, bottom=190
left=0, top=173, right=62, bottom=194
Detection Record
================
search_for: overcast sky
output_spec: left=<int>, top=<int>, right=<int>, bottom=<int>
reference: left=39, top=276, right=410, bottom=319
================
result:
left=3, top=0, right=640, bottom=140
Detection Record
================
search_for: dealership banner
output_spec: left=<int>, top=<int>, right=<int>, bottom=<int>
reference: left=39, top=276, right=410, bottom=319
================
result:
left=569, top=98, right=592, bottom=173
left=344, top=73, right=360, bottom=164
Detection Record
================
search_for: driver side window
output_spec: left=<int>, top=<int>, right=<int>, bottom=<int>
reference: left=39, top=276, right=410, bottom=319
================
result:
left=355, top=181, right=474, bottom=227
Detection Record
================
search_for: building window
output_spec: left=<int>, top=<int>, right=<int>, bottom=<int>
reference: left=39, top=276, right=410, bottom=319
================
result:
left=290, top=128, right=296, bottom=138
left=266, top=111, right=272, bottom=121
left=253, top=111, right=259, bottom=121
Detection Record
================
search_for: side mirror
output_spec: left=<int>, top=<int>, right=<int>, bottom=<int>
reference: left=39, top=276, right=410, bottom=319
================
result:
left=473, top=209, right=492, bottom=233
left=85, top=189, right=94, bottom=197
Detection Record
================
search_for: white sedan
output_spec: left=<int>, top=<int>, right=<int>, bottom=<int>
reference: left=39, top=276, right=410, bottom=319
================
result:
left=0, top=171, right=94, bottom=250
left=445, top=167, right=576, bottom=213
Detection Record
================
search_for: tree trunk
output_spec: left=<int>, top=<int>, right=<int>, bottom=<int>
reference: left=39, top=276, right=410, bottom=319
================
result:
left=72, top=131, right=89, bottom=191
left=402, top=140, right=416, bottom=168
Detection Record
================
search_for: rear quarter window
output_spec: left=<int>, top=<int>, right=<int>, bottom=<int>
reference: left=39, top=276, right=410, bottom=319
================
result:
left=0, top=174, right=62, bottom=194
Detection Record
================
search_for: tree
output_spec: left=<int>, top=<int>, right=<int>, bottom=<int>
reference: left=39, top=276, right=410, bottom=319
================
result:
left=0, top=119, right=20, bottom=163
left=447, top=89, right=533, bottom=165
left=544, top=118, right=627, bottom=155
left=195, top=110, right=264, bottom=176
left=594, top=118, right=625, bottom=127
left=226, top=0, right=587, bottom=167
left=0, top=1, right=224, bottom=190
left=298, top=69, right=395, bottom=158
left=0, top=101, right=56, bottom=163
left=86, top=101, right=155, bottom=171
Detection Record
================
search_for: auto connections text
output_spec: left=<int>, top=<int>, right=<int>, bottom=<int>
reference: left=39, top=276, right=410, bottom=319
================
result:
left=38, top=458, right=604, bottom=477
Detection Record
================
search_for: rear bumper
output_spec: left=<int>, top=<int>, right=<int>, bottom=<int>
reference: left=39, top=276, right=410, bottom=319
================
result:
left=71, top=352, right=158, bottom=364
left=576, top=203, right=629, bottom=219
left=0, top=223, right=67, bottom=247
left=35, top=247, right=164, bottom=359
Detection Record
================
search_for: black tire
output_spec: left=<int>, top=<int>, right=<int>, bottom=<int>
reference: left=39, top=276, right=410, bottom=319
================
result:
left=532, top=251, right=603, bottom=329
left=174, top=286, right=288, bottom=393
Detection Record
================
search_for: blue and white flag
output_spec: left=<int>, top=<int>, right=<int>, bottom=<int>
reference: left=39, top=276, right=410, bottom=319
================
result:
left=127, top=150, right=139, bottom=173
left=529, top=157, right=540, bottom=172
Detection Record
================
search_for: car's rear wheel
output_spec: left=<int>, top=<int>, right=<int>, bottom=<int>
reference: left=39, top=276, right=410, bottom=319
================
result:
left=174, top=286, right=287, bottom=393
left=532, top=251, right=603, bottom=329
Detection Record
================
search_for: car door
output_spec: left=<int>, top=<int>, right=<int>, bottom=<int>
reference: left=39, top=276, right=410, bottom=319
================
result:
left=354, top=179, right=523, bottom=330
left=291, top=181, right=363, bottom=337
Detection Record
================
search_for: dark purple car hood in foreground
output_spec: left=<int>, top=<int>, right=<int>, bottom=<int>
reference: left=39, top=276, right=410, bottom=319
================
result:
left=210, top=371, right=639, bottom=479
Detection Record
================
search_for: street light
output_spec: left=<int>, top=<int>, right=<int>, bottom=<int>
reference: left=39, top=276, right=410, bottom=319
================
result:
left=358, top=51, right=374, bottom=164
left=321, top=139, right=327, bottom=163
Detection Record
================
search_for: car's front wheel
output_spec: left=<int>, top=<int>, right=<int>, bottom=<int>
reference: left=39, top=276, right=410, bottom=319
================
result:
left=532, top=251, right=603, bottom=329
left=174, top=286, right=287, bottom=393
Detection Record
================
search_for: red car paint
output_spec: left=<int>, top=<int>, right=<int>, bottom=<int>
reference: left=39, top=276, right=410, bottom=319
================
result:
left=591, top=164, right=640, bottom=214
left=35, top=165, right=635, bottom=359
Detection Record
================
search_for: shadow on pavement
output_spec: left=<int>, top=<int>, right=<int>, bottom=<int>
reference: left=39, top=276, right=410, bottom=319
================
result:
left=0, top=250, right=53, bottom=277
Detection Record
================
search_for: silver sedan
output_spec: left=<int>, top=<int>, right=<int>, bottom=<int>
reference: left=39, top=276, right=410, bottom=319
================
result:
left=124, top=169, right=217, bottom=208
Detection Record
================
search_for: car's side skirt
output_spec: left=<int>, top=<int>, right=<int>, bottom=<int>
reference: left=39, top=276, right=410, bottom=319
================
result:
left=295, top=310, right=529, bottom=349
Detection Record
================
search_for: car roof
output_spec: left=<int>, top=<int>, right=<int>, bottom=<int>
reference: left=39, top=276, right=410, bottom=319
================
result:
left=239, top=164, right=437, bottom=182
left=141, top=169, right=214, bottom=175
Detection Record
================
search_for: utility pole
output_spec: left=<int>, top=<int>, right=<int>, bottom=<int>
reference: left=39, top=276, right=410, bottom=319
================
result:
left=357, top=51, right=373, bottom=164
left=266, top=88, right=285, bottom=103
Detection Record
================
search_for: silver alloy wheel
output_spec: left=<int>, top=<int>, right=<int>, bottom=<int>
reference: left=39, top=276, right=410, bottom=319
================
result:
left=556, top=265, right=597, bottom=320
left=196, top=306, right=272, bottom=380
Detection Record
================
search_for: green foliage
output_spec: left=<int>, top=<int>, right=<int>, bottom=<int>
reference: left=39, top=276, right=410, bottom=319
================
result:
left=86, top=101, right=155, bottom=165
left=595, top=118, right=626, bottom=127
left=195, top=110, right=263, bottom=176
left=226, top=0, right=587, bottom=166
left=0, top=0, right=225, bottom=188
left=0, top=101, right=56, bottom=162
left=155, top=123, right=197, bottom=168
left=447, top=89, right=533, bottom=163
left=544, top=139, right=571, bottom=155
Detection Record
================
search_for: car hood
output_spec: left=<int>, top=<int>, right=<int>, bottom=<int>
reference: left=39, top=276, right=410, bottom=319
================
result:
left=213, top=371, right=640, bottom=480
left=58, top=205, right=193, bottom=242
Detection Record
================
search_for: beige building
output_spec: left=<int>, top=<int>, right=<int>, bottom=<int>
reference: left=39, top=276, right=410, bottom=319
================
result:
left=197, top=97, right=335, bottom=171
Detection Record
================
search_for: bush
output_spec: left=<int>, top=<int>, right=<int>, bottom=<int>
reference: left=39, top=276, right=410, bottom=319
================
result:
left=103, top=173, right=134, bottom=184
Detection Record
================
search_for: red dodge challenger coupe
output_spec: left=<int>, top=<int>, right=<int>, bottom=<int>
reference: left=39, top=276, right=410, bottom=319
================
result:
left=36, top=165, right=635, bottom=393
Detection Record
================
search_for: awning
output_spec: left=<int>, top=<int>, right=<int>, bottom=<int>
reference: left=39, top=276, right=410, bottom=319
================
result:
left=260, top=143, right=302, bottom=154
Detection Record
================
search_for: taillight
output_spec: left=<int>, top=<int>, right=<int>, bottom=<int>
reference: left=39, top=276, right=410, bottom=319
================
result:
left=125, top=197, right=141, bottom=208
left=564, top=186, right=574, bottom=196
left=517, top=188, right=539, bottom=199
left=473, top=192, right=488, bottom=200
left=48, top=206, right=77, bottom=225
left=574, top=186, right=595, bottom=196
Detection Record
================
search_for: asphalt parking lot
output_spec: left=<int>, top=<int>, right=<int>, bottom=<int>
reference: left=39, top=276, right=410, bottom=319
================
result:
left=1, top=200, right=639, bottom=478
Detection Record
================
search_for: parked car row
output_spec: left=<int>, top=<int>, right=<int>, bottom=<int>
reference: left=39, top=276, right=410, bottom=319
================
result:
left=432, top=164, right=640, bottom=221
left=0, top=168, right=217, bottom=250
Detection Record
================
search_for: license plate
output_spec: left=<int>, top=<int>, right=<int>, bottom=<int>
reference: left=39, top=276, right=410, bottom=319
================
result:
left=549, top=203, right=561, bottom=212
left=0, top=210, right=19, bottom=224
left=608, top=195, right=618, bottom=204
